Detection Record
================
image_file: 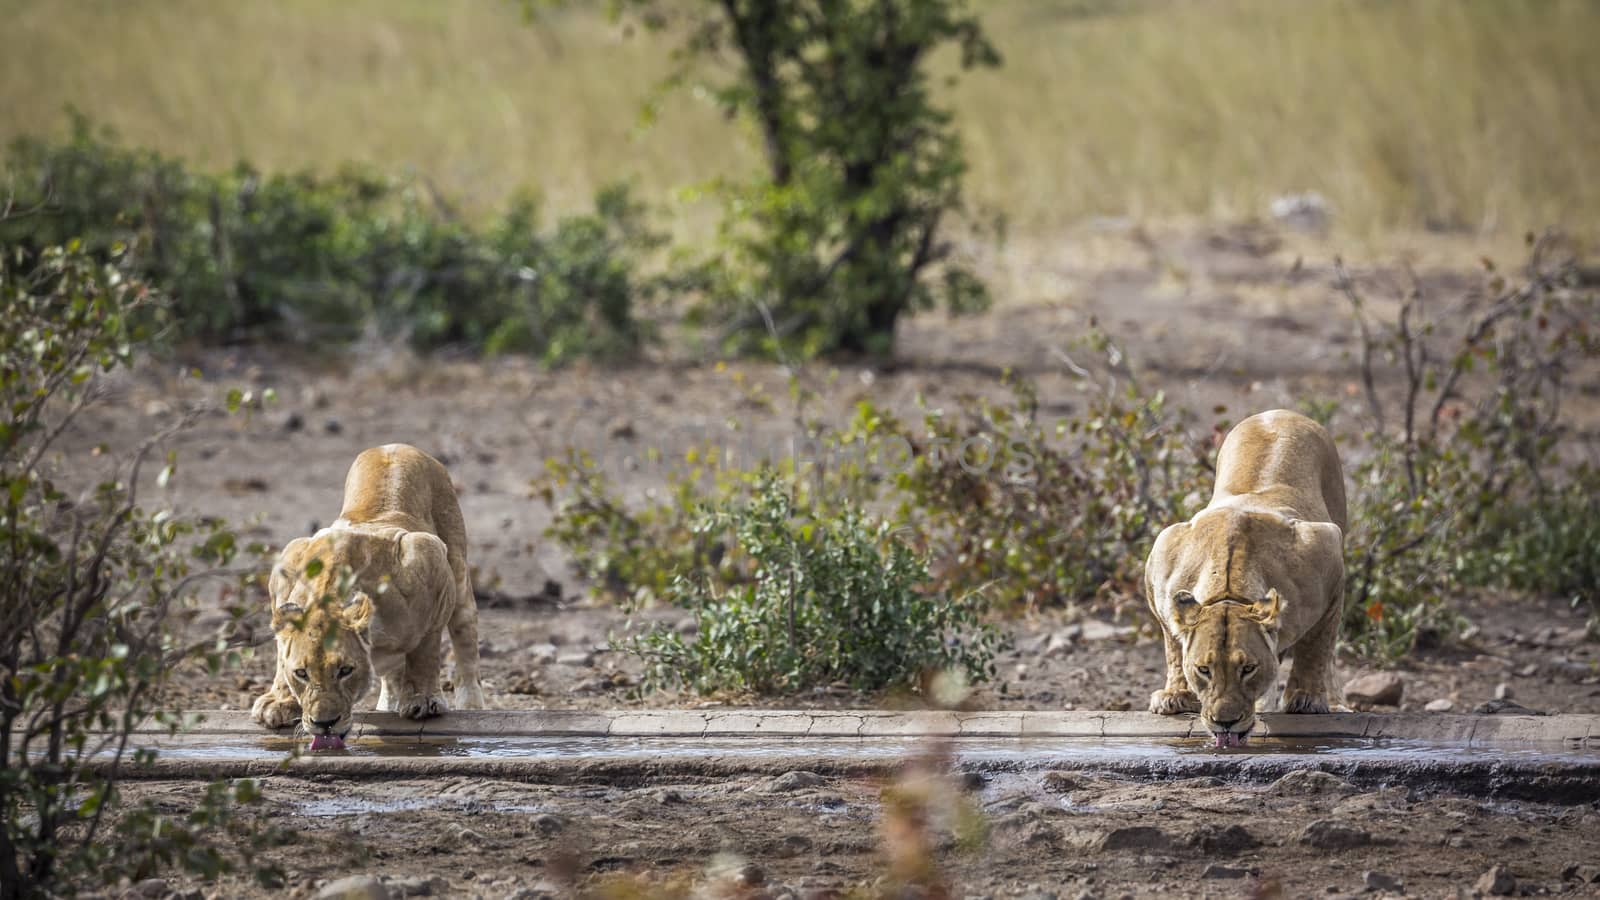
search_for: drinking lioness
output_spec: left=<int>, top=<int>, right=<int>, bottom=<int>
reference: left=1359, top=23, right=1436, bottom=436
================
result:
left=1144, top=409, right=1347, bottom=747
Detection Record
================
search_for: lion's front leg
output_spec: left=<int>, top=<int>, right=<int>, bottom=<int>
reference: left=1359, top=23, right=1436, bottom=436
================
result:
left=447, top=577, right=485, bottom=709
left=394, top=629, right=448, bottom=720
left=1283, top=594, right=1340, bottom=714
left=250, top=665, right=301, bottom=729
left=1149, top=627, right=1199, bottom=715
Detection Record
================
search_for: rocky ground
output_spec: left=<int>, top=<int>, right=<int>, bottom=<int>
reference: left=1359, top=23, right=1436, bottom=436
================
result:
left=114, top=764, right=1600, bottom=899
left=52, top=222, right=1600, bottom=898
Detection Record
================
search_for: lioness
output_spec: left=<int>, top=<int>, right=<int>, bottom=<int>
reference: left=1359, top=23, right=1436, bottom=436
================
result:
left=1144, top=409, right=1346, bottom=747
left=251, top=443, right=485, bottom=747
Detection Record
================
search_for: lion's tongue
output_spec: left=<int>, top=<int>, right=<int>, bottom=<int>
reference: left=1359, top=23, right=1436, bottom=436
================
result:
left=1214, top=732, right=1244, bottom=749
left=309, top=734, right=345, bottom=752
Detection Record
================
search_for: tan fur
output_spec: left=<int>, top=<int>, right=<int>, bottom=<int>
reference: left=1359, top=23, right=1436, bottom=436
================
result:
left=250, top=444, right=485, bottom=736
left=1144, top=410, right=1347, bottom=741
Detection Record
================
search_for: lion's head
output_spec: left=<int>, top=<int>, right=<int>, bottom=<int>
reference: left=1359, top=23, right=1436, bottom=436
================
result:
left=1174, top=590, right=1282, bottom=747
left=269, top=591, right=375, bottom=741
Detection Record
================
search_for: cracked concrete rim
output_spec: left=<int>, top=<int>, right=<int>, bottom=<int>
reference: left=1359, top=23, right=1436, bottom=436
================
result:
left=142, top=709, right=1600, bottom=744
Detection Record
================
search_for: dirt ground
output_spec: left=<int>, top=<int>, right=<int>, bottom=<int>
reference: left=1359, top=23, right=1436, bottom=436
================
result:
left=117, top=764, right=1600, bottom=899
left=55, top=223, right=1600, bottom=897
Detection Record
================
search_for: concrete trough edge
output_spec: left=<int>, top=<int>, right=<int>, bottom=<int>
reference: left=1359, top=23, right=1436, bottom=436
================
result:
left=130, top=709, right=1600, bottom=745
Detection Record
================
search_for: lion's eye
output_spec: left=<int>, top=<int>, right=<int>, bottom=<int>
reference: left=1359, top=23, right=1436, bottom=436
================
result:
left=1195, top=666, right=1211, bottom=678
left=338, top=665, right=355, bottom=679
left=1241, top=664, right=1258, bottom=677
left=292, top=668, right=308, bottom=680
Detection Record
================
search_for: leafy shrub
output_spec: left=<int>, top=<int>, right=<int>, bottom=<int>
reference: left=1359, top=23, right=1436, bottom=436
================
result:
left=1336, top=233, right=1600, bottom=659
left=892, top=359, right=1217, bottom=615
left=621, top=476, right=1002, bottom=695
left=561, top=0, right=999, bottom=357
left=0, top=238, right=285, bottom=897
left=2, top=114, right=660, bottom=363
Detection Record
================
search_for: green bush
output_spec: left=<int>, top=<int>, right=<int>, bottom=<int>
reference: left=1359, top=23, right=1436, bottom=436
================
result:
left=0, top=239, right=285, bottom=897
left=2, top=114, right=661, bottom=363
left=892, top=362, right=1217, bottom=614
left=1337, top=234, right=1600, bottom=659
left=621, top=476, right=1002, bottom=695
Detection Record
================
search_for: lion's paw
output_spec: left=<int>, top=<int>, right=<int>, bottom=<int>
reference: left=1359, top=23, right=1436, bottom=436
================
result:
left=396, top=693, right=448, bottom=720
left=1283, top=690, right=1331, bottom=714
left=1149, top=688, right=1200, bottom=715
left=251, top=692, right=301, bottom=729
left=453, top=682, right=486, bottom=710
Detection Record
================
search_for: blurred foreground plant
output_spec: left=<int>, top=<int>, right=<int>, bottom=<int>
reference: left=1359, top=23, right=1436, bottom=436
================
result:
left=0, top=236, right=286, bottom=897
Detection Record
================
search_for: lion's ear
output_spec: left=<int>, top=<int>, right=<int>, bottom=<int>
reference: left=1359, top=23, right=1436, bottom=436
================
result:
left=1249, top=589, right=1283, bottom=628
left=343, top=592, right=375, bottom=632
left=271, top=602, right=304, bottom=633
left=1172, top=590, right=1201, bottom=630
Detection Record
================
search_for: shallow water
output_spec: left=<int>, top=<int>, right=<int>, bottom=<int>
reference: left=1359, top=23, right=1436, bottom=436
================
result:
left=137, top=734, right=1600, bottom=765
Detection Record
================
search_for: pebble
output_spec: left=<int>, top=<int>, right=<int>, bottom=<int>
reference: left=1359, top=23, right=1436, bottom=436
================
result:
left=1297, top=819, right=1373, bottom=850
left=532, top=813, right=566, bottom=835
left=1362, top=870, right=1403, bottom=893
left=1494, top=682, right=1514, bottom=700
left=315, top=876, right=390, bottom=900
left=1079, top=621, right=1135, bottom=642
left=1186, top=824, right=1260, bottom=856
left=1343, top=671, right=1404, bottom=706
left=1475, top=866, right=1517, bottom=896
left=1473, top=698, right=1547, bottom=716
left=280, top=412, right=305, bottom=432
left=387, top=876, right=442, bottom=897
left=760, top=770, right=825, bottom=792
left=1044, top=630, right=1077, bottom=657
left=1201, top=864, right=1250, bottom=880
left=323, top=418, right=344, bottom=435
left=1271, top=769, right=1356, bottom=797
left=1562, top=863, right=1600, bottom=884
left=1424, top=698, right=1454, bottom=712
left=529, top=643, right=559, bottom=664
left=1094, top=826, right=1173, bottom=852
left=129, top=879, right=169, bottom=898
left=556, top=650, right=595, bottom=667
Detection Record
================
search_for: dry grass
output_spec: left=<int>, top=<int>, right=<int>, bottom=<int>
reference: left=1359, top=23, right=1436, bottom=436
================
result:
left=1, top=0, right=1596, bottom=241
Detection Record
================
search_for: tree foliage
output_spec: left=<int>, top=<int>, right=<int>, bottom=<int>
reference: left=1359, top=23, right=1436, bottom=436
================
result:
left=534, top=0, right=1000, bottom=357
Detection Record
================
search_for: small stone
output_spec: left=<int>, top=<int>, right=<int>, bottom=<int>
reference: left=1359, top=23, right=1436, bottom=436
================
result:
left=131, top=879, right=170, bottom=898
left=1474, top=866, right=1516, bottom=896
left=1201, top=864, right=1250, bottom=880
left=762, top=770, right=825, bottom=792
left=1095, top=826, right=1173, bottom=852
left=1041, top=772, right=1081, bottom=793
left=323, top=419, right=344, bottom=435
left=1078, top=620, right=1135, bottom=642
left=532, top=813, right=566, bottom=835
left=281, top=412, right=305, bottom=432
left=1044, top=631, right=1077, bottom=657
left=1343, top=671, right=1404, bottom=706
left=1298, top=819, right=1373, bottom=850
left=653, top=788, right=684, bottom=804
left=315, top=875, right=390, bottom=900
left=1561, top=863, right=1600, bottom=884
left=607, top=417, right=636, bottom=440
left=1362, top=870, right=1402, bottom=893
left=529, top=643, right=558, bottom=664
left=556, top=650, right=594, bottom=666
left=1186, top=824, right=1260, bottom=856
left=1517, top=663, right=1540, bottom=677
left=387, top=876, right=441, bottom=897
left=1494, top=682, right=1515, bottom=701
left=737, top=864, right=765, bottom=886
left=1272, top=769, right=1356, bottom=796
left=1473, top=698, right=1548, bottom=716
left=1424, top=698, right=1454, bottom=713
